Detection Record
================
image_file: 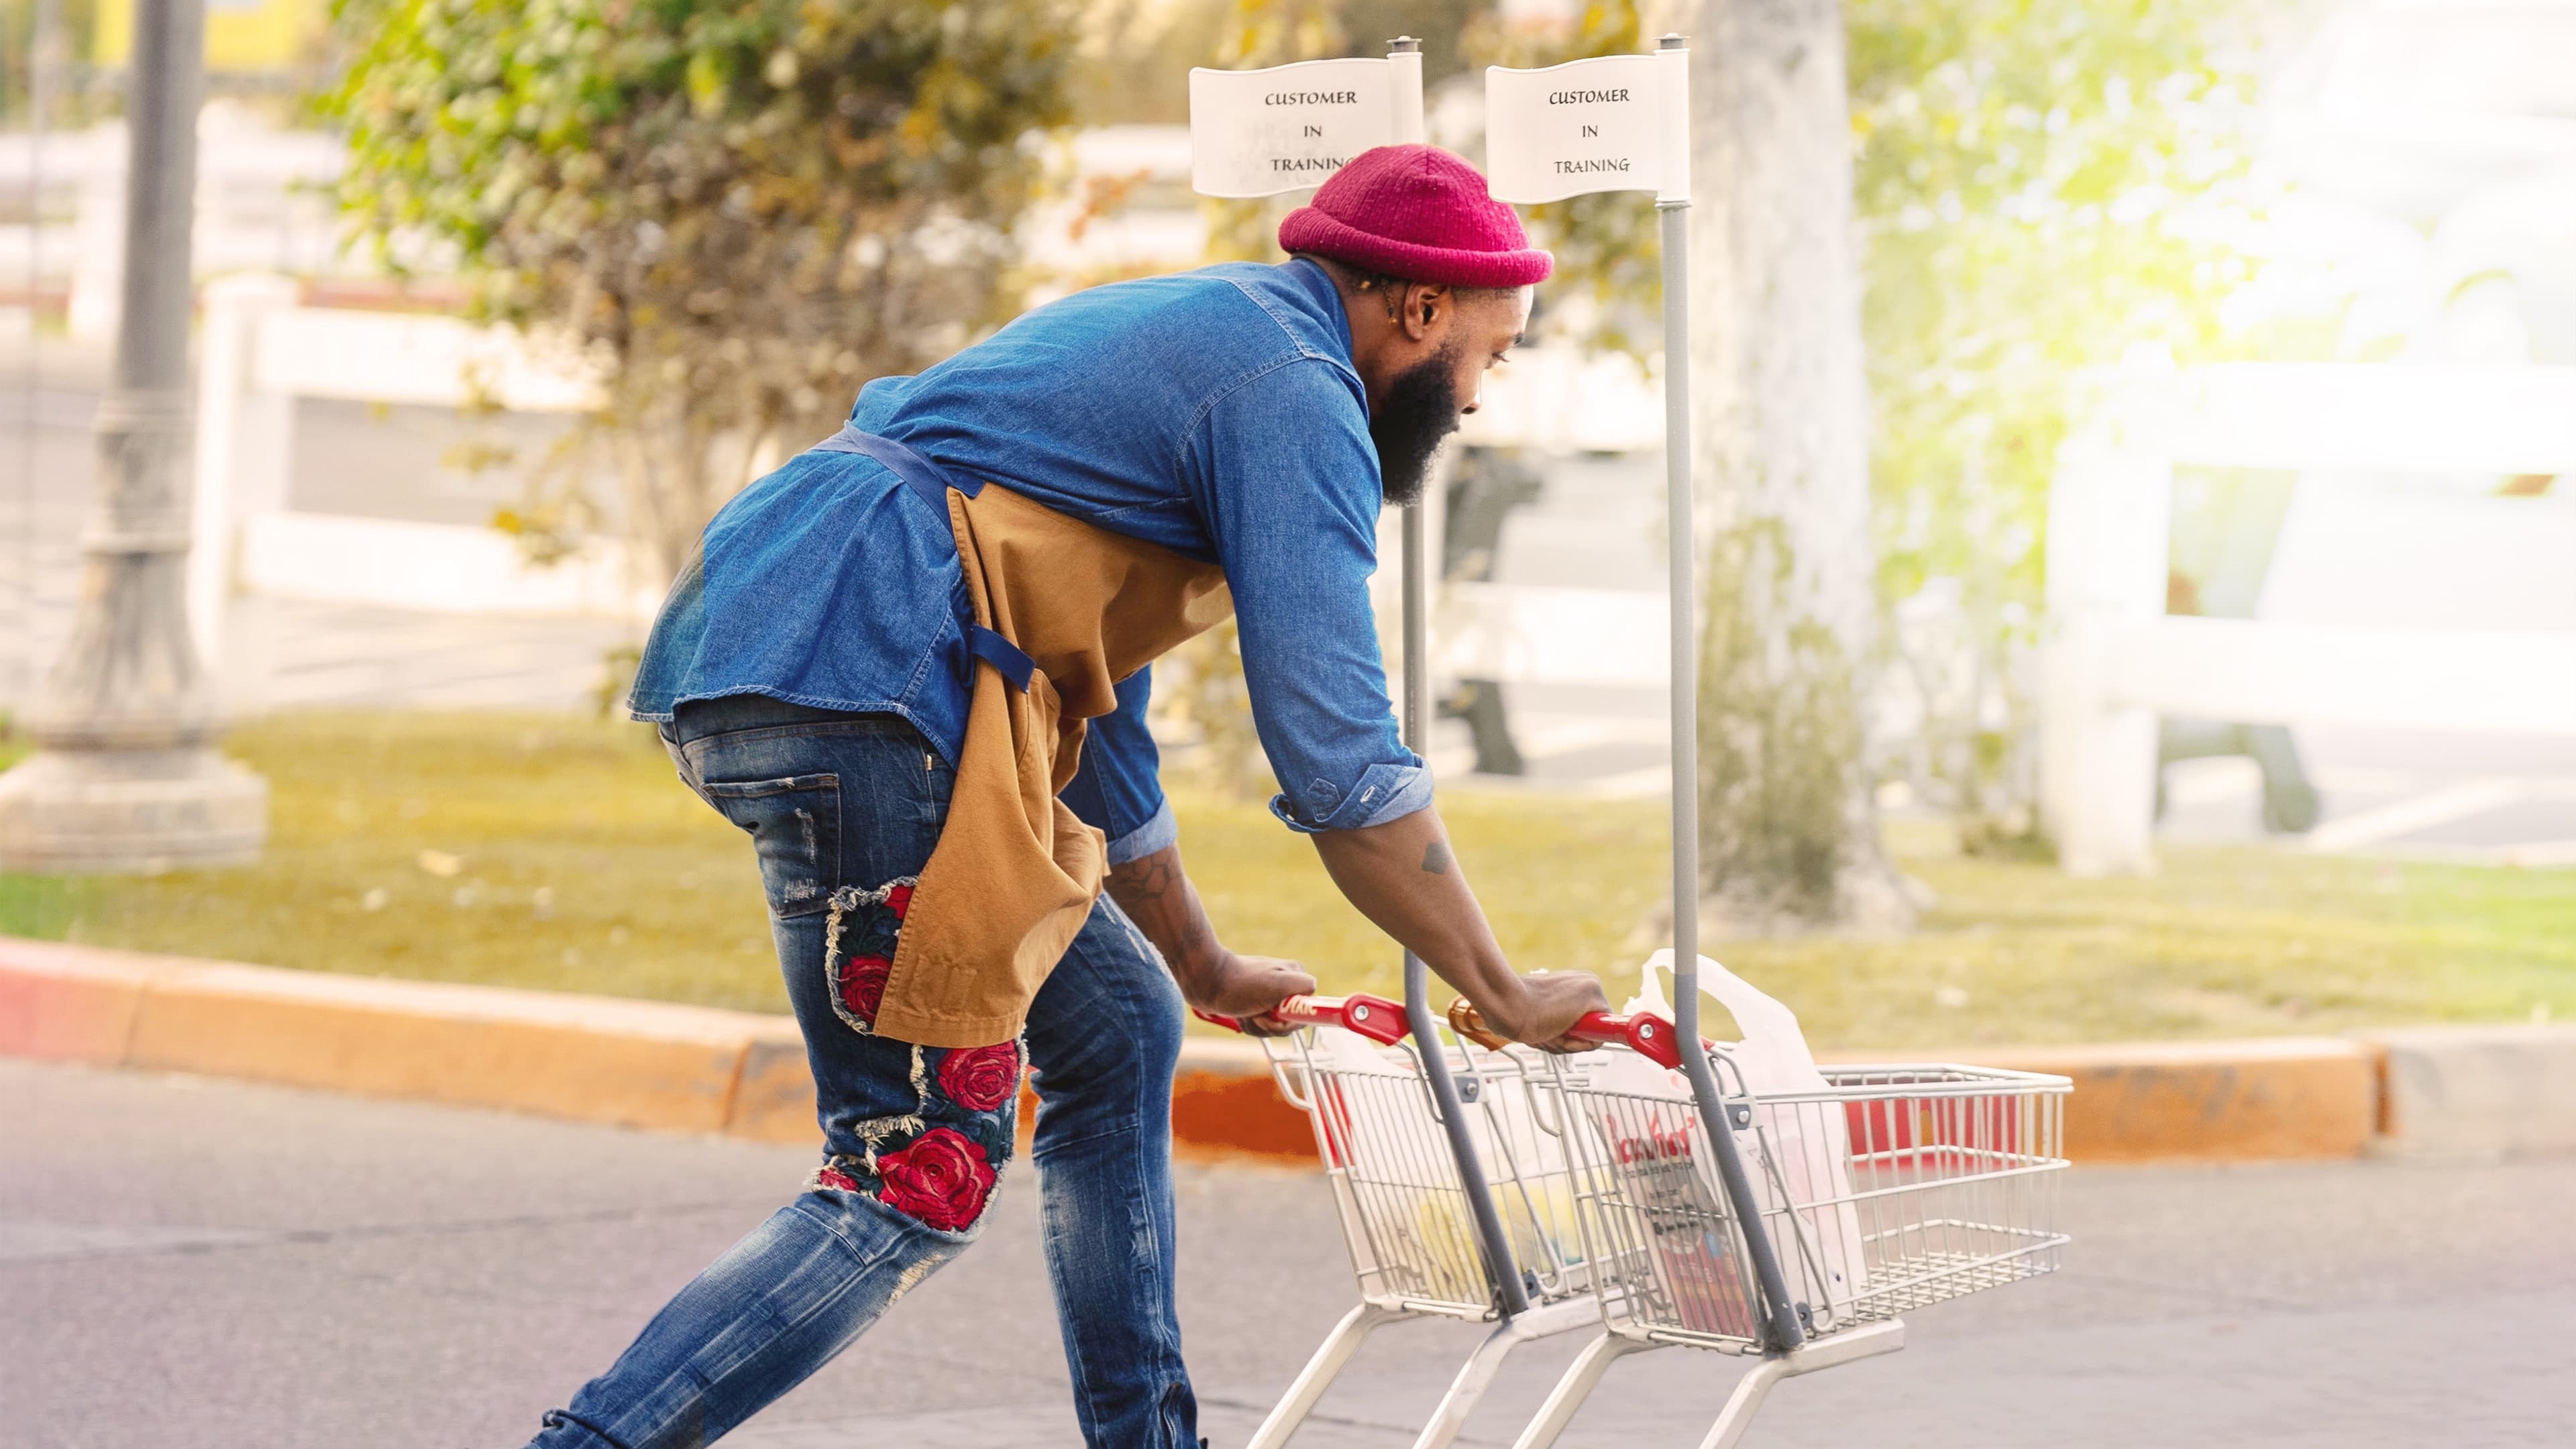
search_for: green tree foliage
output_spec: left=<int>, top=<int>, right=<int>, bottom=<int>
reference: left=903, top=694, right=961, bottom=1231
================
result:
left=324, top=0, right=1081, bottom=576
left=1847, top=0, right=2252, bottom=840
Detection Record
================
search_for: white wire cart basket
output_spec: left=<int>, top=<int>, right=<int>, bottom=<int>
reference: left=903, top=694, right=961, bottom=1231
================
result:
left=1560, top=1056, right=2070, bottom=1346
left=1218, top=992, right=1617, bottom=1449
left=1210, top=994, right=2072, bottom=1449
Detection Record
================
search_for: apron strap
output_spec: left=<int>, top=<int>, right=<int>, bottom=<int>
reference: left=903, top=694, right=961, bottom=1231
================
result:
left=814, top=425, right=986, bottom=511
left=966, top=627, right=1035, bottom=691
left=814, top=425, right=1032, bottom=693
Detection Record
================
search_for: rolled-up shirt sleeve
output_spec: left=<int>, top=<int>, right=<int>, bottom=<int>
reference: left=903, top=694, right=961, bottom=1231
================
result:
left=1059, top=666, right=1179, bottom=865
left=1188, top=357, right=1430, bottom=835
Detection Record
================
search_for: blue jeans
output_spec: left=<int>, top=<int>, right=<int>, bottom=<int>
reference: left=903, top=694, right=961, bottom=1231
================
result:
left=530, top=696, right=1197, bottom=1448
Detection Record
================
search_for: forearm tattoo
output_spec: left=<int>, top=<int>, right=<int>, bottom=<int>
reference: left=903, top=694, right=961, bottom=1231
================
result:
left=1106, top=848, right=1223, bottom=986
left=1110, top=848, right=1182, bottom=907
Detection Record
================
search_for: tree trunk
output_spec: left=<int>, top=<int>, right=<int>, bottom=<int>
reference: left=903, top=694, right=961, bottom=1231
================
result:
left=1683, top=0, right=1912, bottom=934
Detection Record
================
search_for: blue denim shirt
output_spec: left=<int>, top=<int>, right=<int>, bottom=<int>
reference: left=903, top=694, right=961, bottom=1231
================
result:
left=630, top=259, right=1428, bottom=862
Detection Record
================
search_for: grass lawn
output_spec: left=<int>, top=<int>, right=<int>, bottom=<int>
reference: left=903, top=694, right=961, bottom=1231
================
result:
left=3, top=710, right=2571, bottom=1049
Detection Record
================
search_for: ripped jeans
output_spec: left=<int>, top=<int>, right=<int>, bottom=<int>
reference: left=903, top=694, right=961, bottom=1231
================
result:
left=529, top=696, right=1196, bottom=1449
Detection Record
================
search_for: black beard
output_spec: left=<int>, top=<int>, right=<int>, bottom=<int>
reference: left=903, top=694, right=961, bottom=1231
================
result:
left=1370, top=344, right=1464, bottom=508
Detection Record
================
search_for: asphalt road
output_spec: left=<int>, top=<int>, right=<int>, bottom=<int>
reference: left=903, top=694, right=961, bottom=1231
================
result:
left=5, top=1057, right=2571, bottom=1448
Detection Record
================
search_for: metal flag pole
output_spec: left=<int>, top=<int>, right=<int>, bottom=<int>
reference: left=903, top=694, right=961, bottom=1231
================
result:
left=1381, top=34, right=1535, bottom=1324
left=1648, top=32, right=1805, bottom=1354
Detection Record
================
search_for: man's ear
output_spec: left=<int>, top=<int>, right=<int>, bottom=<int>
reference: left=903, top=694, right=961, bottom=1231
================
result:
left=1400, top=282, right=1452, bottom=342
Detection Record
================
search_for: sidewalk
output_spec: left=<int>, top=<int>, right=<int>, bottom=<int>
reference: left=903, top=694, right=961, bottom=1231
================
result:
left=7, top=1058, right=2570, bottom=1448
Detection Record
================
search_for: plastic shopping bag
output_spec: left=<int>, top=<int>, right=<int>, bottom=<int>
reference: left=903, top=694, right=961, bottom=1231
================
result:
left=1595, top=952, right=1868, bottom=1322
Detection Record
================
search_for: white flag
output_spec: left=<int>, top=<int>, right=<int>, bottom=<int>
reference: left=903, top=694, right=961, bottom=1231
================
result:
left=1484, top=54, right=1674, bottom=204
left=1189, top=58, right=1395, bottom=199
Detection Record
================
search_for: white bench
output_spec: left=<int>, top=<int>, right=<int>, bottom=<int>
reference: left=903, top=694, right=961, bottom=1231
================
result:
left=2040, top=360, right=2576, bottom=875
left=187, top=274, right=637, bottom=672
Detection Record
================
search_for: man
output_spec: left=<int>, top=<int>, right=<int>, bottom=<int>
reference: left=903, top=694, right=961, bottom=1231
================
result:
left=529, top=144, right=1609, bottom=1449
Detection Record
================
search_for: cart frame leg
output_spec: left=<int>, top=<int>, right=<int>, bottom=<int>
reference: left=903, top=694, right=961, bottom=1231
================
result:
left=1695, top=1319, right=1908, bottom=1449
left=1408, top=1297, right=1601, bottom=1449
left=1244, top=1302, right=1413, bottom=1449
left=1508, top=1330, right=1664, bottom=1449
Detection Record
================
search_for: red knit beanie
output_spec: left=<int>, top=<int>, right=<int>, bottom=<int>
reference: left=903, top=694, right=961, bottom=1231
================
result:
left=1279, top=144, right=1553, bottom=288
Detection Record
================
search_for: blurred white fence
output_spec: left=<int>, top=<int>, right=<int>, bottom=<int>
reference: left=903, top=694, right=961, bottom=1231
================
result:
left=0, top=110, right=377, bottom=337
left=1419, top=347, right=1670, bottom=690
left=2040, top=362, right=2576, bottom=875
left=189, top=274, right=638, bottom=669
left=1456, top=345, right=1664, bottom=455
left=192, top=276, right=1671, bottom=695
left=1432, top=582, right=1665, bottom=690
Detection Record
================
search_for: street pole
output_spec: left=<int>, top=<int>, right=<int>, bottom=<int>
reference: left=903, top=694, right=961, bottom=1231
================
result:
left=1644, top=32, right=1807, bottom=1354
left=1373, top=36, right=1534, bottom=1322
left=0, top=0, right=267, bottom=872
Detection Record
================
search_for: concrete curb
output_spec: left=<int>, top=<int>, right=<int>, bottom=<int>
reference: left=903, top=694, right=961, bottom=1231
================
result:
left=1845, top=1037, right=2383, bottom=1162
left=3, top=936, right=2530, bottom=1163
left=2369, top=1023, right=2576, bottom=1159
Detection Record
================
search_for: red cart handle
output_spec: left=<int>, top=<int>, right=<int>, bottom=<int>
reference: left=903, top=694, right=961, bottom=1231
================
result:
left=1446, top=998, right=1693, bottom=1069
left=1193, top=992, right=1409, bottom=1045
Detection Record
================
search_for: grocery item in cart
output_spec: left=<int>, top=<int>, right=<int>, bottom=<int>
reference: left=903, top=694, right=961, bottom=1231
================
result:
left=1405, top=1162, right=1583, bottom=1284
left=1593, top=951, right=1867, bottom=1307
left=1602, top=1091, right=1760, bottom=1337
left=1305, top=1024, right=1589, bottom=1295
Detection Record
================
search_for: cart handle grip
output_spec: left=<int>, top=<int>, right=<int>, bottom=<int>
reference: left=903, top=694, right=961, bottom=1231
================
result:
left=1445, top=998, right=1691, bottom=1069
left=1193, top=992, right=1409, bottom=1045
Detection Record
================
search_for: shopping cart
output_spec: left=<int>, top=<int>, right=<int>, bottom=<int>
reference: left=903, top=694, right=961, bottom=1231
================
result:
left=1209, top=989, right=2071, bottom=1448
left=1445, top=1002, right=2073, bottom=1448
left=1197, top=991, right=1621, bottom=1448
left=1198, top=34, right=2069, bottom=1443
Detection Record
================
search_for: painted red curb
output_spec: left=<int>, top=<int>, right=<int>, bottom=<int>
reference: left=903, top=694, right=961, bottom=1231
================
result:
left=1823, top=1038, right=2381, bottom=1162
left=0, top=935, right=1312, bottom=1159
left=0, top=936, right=2399, bottom=1163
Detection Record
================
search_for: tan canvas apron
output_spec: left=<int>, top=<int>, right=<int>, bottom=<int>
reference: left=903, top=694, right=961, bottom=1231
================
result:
left=814, top=429, right=1233, bottom=1047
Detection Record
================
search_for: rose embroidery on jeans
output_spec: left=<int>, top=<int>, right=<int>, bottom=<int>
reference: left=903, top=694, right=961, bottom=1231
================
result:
left=936, top=1042, right=1022, bottom=1114
left=837, top=955, right=892, bottom=1025
left=814, top=1165, right=862, bottom=1195
left=875, top=1127, right=996, bottom=1232
left=822, top=876, right=916, bottom=1034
